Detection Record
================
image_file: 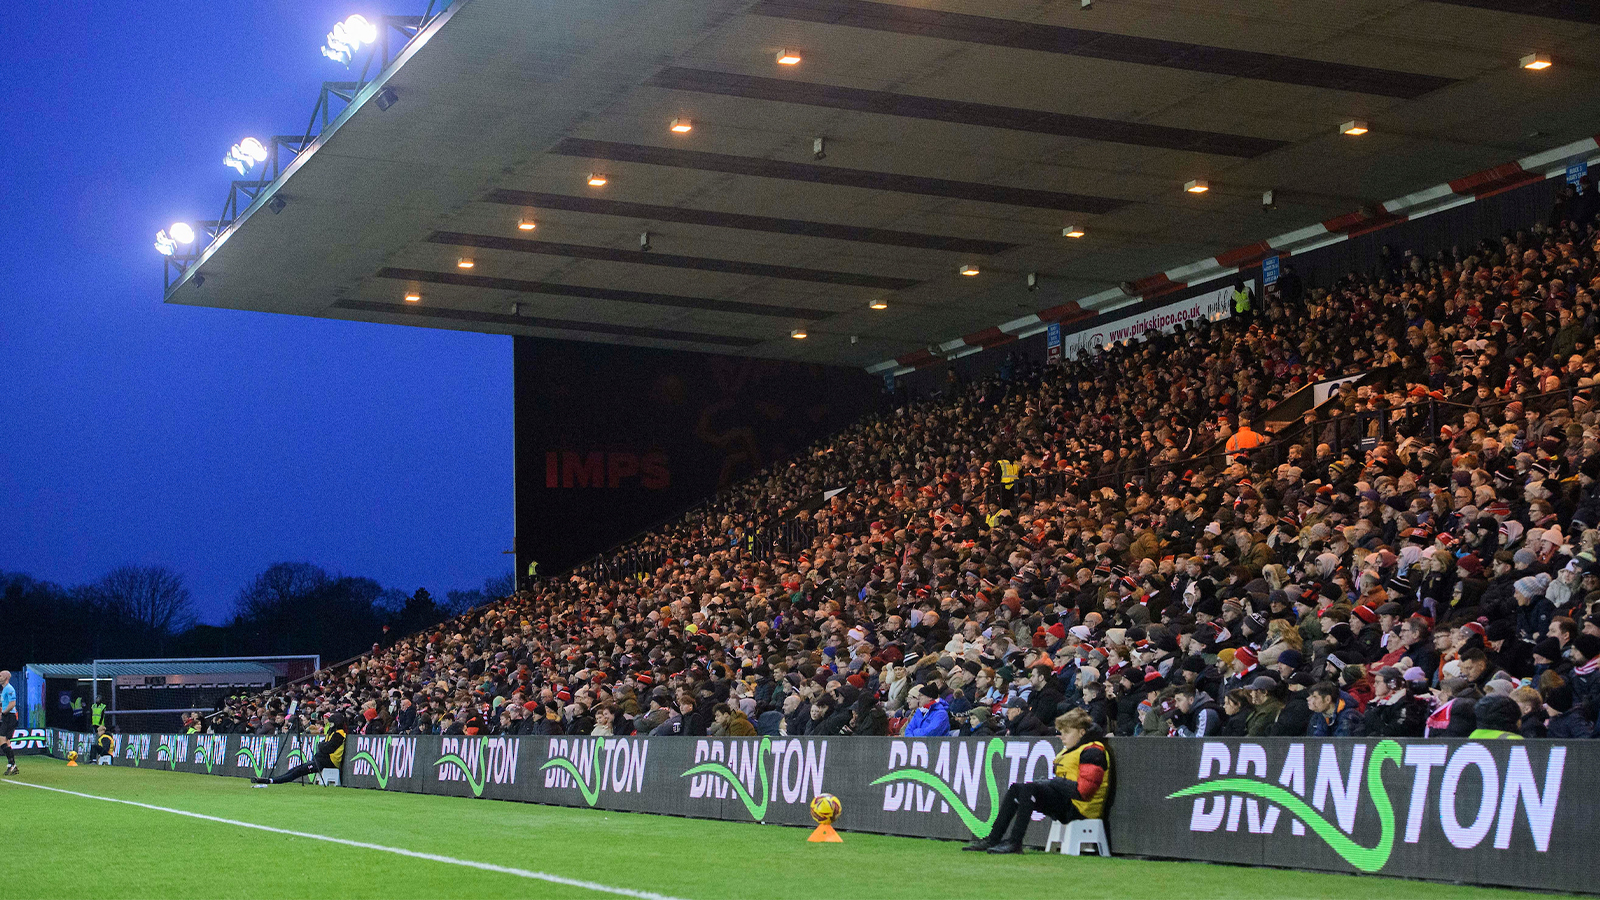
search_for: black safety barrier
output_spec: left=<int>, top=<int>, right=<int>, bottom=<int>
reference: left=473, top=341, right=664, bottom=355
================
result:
left=43, top=730, right=1595, bottom=894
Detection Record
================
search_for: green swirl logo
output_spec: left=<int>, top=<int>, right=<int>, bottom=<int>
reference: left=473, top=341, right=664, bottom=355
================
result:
left=541, top=736, right=605, bottom=806
left=680, top=736, right=771, bottom=821
left=434, top=740, right=490, bottom=797
left=154, top=738, right=183, bottom=770
left=869, top=738, right=1006, bottom=837
left=194, top=742, right=220, bottom=773
left=350, top=736, right=396, bottom=789
left=236, top=744, right=269, bottom=778
left=1166, top=739, right=1403, bottom=873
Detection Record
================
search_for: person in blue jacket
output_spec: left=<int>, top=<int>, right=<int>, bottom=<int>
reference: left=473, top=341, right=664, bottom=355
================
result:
left=1306, top=682, right=1364, bottom=736
left=903, top=683, right=951, bottom=737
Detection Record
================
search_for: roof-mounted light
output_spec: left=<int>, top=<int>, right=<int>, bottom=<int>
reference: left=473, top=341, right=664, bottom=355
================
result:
left=322, top=15, right=378, bottom=65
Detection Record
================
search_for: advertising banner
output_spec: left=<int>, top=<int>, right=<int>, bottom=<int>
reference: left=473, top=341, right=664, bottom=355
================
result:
left=1059, top=284, right=1232, bottom=362
left=1110, top=737, right=1591, bottom=894
left=43, top=730, right=1595, bottom=894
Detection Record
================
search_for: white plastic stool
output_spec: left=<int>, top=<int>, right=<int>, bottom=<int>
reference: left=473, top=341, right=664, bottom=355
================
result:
left=94, top=756, right=111, bottom=766
left=1045, top=818, right=1110, bottom=856
left=315, top=767, right=341, bottom=787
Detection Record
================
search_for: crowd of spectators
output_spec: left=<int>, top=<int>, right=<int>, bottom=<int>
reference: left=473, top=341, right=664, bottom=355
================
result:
left=202, top=179, right=1600, bottom=743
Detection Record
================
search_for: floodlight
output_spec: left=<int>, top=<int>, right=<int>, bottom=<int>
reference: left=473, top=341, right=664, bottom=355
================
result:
left=1184, top=179, right=1209, bottom=193
left=959, top=265, right=980, bottom=276
left=587, top=173, right=609, bottom=187
left=169, top=222, right=195, bottom=244
left=1340, top=119, right=1369, bottom=136
left=154, top=231, right=176, bottom=256
left=1062, top=225, right=1085, bottom=238
left=323, top=14, right=378, bottom=65
left=1521, top=53, right=1552, bottom=70
left=791, top=328, right=808, bottom=339
left=374, top=87, right=398, bottom=110
left=268, top=196, right=287, bottom=214
left=777, top=50, right=802, bottom=65
left=869, top=298, right=888, bottom=310
left=670, top=118, right=693, bottom=133
left=225, top=137, right=269, bottom=174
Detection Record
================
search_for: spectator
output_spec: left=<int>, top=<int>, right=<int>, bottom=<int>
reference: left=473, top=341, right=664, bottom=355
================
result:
left=219, top=206, right=1600, bottom=750
left=902, top=684, right=950, bottom=737
left=1174, top=684, right=1221, bottom=737
left=1365, top=667, right=1428, bottom=737
left=1306, top=681, right=1364, bottom=736
left=1220, top=690, right=1253, bottom=736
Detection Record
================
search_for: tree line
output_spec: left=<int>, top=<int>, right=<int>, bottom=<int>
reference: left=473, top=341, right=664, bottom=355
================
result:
left=0, top=563, right=514, bottom=671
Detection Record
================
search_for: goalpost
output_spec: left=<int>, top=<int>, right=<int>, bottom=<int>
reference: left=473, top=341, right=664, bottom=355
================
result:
left=89, top=656, right=320, bottom=734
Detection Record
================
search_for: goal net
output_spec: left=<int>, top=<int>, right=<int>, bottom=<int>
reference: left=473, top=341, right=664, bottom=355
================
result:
left=91, top=656, right=320, bottom=734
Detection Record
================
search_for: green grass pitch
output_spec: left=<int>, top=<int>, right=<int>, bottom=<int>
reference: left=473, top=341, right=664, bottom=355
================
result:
left=0, top=757, right=1565, bottom=899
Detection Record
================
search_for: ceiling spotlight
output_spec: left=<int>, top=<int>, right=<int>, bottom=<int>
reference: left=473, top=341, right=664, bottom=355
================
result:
left=1521, top=52, right=1552, bottom=70
left=670, top=118, right=693, bottom=133
left=791, top=328, right=808, bottom=339
left=224, top=137, right=268, bottom=175
left=1184, top=179, right=1209, bottom=194
left=457, top=258, right=475, bottom=269
left=169, top=222, right=195, bottom=244
left=959, top=265, right=980, bottom=276
left=1340, top=119, right=1369, bottom=136
left=404, top=292, right=421, bottom=303
left=517, top=218, right=536, bottom=231
left=374, top=86, right=398, bottom=111
left=869, top=298, right=888, bottom=310
left=268, top=195, right=286, bottom=214
left=587, top=173, right=609, bottom=187
left=1062, top=225, right=1085, bottom=238
left=777, top=50, right=802, bottom=65
left=322, top=14, right=378, bottom=65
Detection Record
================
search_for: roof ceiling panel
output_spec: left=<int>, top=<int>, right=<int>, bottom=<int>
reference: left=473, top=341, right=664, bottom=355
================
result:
left=166, top=0, right=1600, bottom=368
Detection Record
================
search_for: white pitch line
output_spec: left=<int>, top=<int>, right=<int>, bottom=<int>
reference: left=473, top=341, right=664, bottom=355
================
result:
left=2, top=779, right=687, bottom=900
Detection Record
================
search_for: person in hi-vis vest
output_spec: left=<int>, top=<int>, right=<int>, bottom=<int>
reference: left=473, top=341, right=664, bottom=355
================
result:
left=1231, top=278, right=1255, bottom=321
left=962, top=708, right=1111, bottom=854
left=996, top=453, right=1021, bottom=510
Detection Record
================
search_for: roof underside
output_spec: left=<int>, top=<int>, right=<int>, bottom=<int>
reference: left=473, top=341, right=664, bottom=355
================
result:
left=26, top=663, right=280, bottom=678
left=166, top=0, right=1600, bottom=367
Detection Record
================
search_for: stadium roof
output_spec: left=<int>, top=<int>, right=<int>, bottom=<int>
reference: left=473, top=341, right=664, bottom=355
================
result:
left=25, top=662, right=280, bottom=679
left=165, top=0, right=1600, bottom=369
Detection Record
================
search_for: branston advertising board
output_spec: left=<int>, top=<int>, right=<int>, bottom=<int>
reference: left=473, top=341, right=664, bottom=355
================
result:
left=45, top=731, right=1593, bottom=894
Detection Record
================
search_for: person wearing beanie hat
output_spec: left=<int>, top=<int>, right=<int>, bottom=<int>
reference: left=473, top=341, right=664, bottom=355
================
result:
left=1223, top=646, right=1259, bottom=693
left=1469, top=694, right=1524, bottom=739
left=1273, top=648, right=1304, bottom=679
left=1514, top=574, right=1556, bottom=642
left=1543, top=683, right=1590, bottom=738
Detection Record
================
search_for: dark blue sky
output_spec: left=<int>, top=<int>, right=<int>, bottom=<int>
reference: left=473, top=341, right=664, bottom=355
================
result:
left=0, top=3, right=512, bottom=624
